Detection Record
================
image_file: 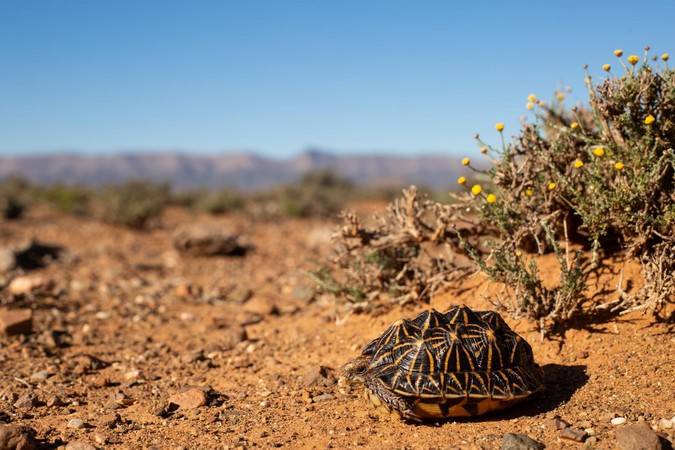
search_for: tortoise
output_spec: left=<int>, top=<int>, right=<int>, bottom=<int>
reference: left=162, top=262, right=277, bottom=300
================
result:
left=341, top=305, right=544, bottom=421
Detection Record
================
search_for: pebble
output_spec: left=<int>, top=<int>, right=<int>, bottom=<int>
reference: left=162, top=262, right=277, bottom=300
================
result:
left=303, top=364, right=329, bottom=387
left=65, top=441, right=97, bottom=450
left=14, top=391, right=37, bottom=409
left=0, top=423, right=38, bottom=450
left=173, top=224, right=243, bottom=257
left=658, top=418, right=673, bottom=430
left=30, top=370, right=49, bottom=382
left=501, top=433, right=543, bottom=450
left=243, top=296, right=278, bottom=316
left=612, top=417, right=628, bottom=426
left=311, top=393, right=333, bottom=403
left=168, top=388, right=209, bottom=410
left=0, top=247, right=17, bottom=272
left=0, top=308, right=33, bottom=335
left=67, top=418, right=86, bottom=429
left=7, top=275, right=50, bottom=296
left=543, top=417, right=569, bottom=430
left=615, top=422, right=663, bottom=450
left=559, top=427, right=587, bottom=443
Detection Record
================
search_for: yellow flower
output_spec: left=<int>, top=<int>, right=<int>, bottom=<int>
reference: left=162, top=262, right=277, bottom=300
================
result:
left=593, top=147, right=605, bottom=157
left=471, top=184, right=482, bottom=195
left=462, top=157, right=470, bottom=166
left=645, top=115, right=655, bottom=125
left=495, top=123, right=505, bottom=132
left=527, top=94, right=536, bottom=102
left=571, top=122, right=579, bottom=129
left=457, top=176, right=467, bottom=185
left=526, top=102, right=534, bottom=110
left=548, top=182, right=556, bottom=190
left=614, top=49, right=623, bottom=57
left=615, top=162, right=625, bottom=170
left=603, top=64, right=611, bottom=71
left=538, top=100, right=546, bottom=107
left=628, top=55, right=639, bottom=65
left=480, top=146, right=487, bottom=154
left=556, top=92, right=565, bottom=100
left=662, top=53, right=670, bottom=61
left=515, top=250, right=522, bottom=257
left=573, top=159, right=584, bottom=169
left=486, top=193, right=497, bottom=203
left=525, top=188, right=534, bottom=197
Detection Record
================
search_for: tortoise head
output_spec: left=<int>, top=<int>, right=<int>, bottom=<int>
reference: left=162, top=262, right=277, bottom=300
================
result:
left=340, top=354, right=371, bottom=383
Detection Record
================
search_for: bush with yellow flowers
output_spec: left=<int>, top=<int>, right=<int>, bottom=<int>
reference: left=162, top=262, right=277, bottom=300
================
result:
left=459, top=46, right=674, bottom=325
left=315, top=47, right=674, bottom=332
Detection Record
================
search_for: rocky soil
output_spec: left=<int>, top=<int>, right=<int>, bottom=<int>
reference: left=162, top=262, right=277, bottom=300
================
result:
left=0, top=205, right=673, bottom=449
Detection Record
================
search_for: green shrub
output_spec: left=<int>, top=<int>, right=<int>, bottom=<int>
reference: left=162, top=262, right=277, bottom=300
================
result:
left=0, top=177, right=35, bottom=220
left=99, top=180, right=170, bottom=228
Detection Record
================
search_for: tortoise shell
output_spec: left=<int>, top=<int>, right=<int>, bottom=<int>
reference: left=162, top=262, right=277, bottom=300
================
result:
left=341, top=305, right=544, bottom=421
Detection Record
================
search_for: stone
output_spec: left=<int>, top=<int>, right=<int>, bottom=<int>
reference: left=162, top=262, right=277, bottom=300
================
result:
left=65, top=442, right=97, bottom=450
left=658, top=418, right=673, bottom=430
left=168, top=387, right=209, bottom=410
left=543, top=417, right=569, bottom=430
left=0, top=247, right=17, bottom=273
left=559, top=427, right=587, bottom=443
left=612, top=417, right=628, bottom=426
left=615, top=422, right=662, bottom=450
left=173, top=224, right=245, bottom=257
left=7, top=276, right=50, bottom=297
left=303, top=364, right=328, bottom=387
left=67, top=418, right=86, bottom=429
left=0, top=424, right=38, bottom=450
left=0, top=308, right=33, bottom=335
left=13, top=391, right=37, bottom=409
left=243, top=296, right=278, bottom=316
left=501, top=433, right=543, bottom=450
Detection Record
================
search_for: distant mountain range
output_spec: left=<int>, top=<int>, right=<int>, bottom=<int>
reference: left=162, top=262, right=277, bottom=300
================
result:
left=0, top=149, right=473, bottom=190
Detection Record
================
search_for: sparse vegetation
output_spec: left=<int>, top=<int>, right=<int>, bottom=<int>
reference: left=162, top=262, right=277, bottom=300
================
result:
left=98, top=180, right=171, bottom=229
left=319, top=47, right=675, bottom=333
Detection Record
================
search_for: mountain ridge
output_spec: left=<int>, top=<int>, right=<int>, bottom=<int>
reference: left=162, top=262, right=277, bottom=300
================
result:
left=0, top=149, right=469, bottom=190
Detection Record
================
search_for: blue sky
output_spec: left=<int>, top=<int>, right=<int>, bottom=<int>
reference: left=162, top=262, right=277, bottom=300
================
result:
left=1, top=1, right=674, bottom=158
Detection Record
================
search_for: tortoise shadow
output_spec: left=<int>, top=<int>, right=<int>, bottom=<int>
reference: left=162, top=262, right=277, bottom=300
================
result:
left=416, top=364, right=588, bottom=426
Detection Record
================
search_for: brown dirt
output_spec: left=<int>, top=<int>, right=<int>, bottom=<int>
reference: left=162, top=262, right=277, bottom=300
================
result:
left=0, top=205, right=673, bottom=449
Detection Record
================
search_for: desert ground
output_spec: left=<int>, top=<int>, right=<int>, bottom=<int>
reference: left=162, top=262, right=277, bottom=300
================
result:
left=0, top=204, right=673, bottom=449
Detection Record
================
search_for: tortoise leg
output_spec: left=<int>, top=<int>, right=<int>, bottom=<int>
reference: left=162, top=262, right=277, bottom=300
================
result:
left=365, top=379, right=421, bottom=422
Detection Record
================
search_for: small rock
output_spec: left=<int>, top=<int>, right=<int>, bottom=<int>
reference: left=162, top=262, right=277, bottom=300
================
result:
left=65, top=442, right=97, bottom=450
left=228, top=285, right=253, bottom=304
left=576, top=351, right=590, bottom=359
left=168, top=387, right=209, bottom=410
left=543, top=417, right=569, bottom=430
left=0, top=308, right=33, bottom=335
left=30, top=370, right=49, bottom=382
left=67, top=418, right=86, bottom=429
left=501, top=433, right=543, bottom=450
left=0, top=247, right=17, bottom=273
left=303, top=364, right=328, bottom=387
left=173, top=224, right=244, bottom=257
left=13, top=391, right=37, bottom=409
left=615, top=422, right=662, bottom=450
left=559, top=427, right=587, bottom=443
left=612, top=417, right=628, bottom=426
left=311, top=393, right=333, bottom=403
left=658, top=418, right=673, bottom=430
left=220, top=324, right=247, bottom=349
left=46, top=395, right=67, bottom=408
left=243, top=296, right=278, bottom=316
left=0, top=424, right=38, bottom=450
left=7, top=275, right=50, bottom=296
